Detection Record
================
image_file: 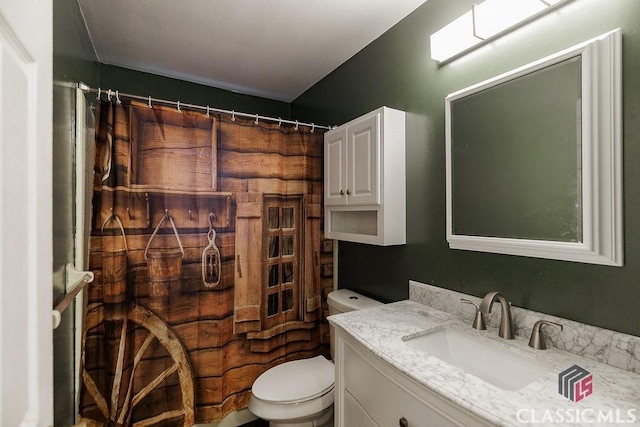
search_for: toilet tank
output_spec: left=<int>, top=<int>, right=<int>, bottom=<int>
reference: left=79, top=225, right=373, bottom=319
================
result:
left=327, top=289, right=382, bottom=359
left=327, top=289, right=382, bottom=315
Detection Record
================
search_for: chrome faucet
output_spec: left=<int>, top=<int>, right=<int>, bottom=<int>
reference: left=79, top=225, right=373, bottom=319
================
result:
left=479, top=291, right=515, bottom=339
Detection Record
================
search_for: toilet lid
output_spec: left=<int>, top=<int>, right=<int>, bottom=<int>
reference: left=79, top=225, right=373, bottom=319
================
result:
left=252, top=356, right=334, bottom=404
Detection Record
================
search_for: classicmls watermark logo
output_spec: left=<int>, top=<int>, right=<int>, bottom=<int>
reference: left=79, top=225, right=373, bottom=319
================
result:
left=516, top=365, right=637, bottom=423
left=558, top=364, right=593, bottom=402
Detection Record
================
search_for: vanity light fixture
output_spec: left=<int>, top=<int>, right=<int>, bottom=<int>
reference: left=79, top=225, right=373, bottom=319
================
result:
left=430, top=0, right=570, bottom=63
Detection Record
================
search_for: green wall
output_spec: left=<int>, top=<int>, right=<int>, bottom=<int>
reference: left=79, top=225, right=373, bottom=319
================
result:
left=292, top=0, right=640, bottom=337
left=99, top=64, right=290, bottom=118
left=53, top=0, right=100, bottom=85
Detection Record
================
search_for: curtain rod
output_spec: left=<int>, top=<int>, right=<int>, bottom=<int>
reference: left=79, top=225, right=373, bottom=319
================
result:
left=79, top=84, right=334, bottom=131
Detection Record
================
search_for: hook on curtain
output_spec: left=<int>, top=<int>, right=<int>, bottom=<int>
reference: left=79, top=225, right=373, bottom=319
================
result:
left=107, top=89, right=113, bottom=102
left=148, top=96, right=152, bottom=108
left=231, top=110, right=236, bottom=121
left=311, top=123, right=315, bottom=133
left=294, top=120, right=299, bottom=131
left=277, top=117, right=282, bottom=127
left=206, top=105, right=210, bottom=117
left=177, top=101, right=181, bottom=112
left=255, top=114, right=259, bottom=125
left=97, top=87, right=101, bottom=100
left=115, top=90, right=121, bottom=105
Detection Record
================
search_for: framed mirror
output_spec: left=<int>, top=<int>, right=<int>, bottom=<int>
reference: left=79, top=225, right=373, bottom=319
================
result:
left=445, top=29, right=622, bottom=266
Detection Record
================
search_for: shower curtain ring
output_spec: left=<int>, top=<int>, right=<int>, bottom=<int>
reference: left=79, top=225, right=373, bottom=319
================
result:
left=206, top=105, right=210, bottom=117
left=255, top=114, right=259, bottom=125
left=231, top=110, right=236, bottom=121
left=278, top=117, right=282, bottom=127
left=295, top=120, right=299, bottom=131
left=107, top=89, right=112, bottom=102
left=177, top=101, right=181, bottom=112
left=311, top=123, right=315, bottom=133
left=148, top=96, right=152, bottom=108
left=115, top=90, right=121, bottom=104
left=97, top=87, right=101, bottom=100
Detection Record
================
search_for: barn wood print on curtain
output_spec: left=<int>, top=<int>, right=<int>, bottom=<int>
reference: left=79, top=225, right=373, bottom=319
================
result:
left=79, top=99, right=333, bottom=426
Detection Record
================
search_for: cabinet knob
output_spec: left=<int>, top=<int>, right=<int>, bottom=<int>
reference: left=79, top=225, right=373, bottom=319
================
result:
left=340, top=190, right=344, bottom=195
left=346, top=189, right=351, bottom=195
left=399, top=417, right=409, bottom=427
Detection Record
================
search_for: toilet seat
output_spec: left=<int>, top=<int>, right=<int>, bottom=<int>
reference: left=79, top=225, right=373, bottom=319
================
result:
left=252, top=356, right=334, bottom=404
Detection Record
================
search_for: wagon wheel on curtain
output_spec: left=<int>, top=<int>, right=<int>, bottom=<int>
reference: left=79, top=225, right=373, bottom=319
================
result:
left=80, top=302, right=195, bottom=427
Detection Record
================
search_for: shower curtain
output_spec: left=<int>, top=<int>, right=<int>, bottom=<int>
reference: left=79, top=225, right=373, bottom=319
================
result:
left=79, top=99, right=331, bottom=426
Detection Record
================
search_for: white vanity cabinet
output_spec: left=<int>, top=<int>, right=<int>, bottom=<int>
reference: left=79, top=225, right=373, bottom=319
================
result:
left=324, top=107, right=405, bottom=245
left=334, top=327, right=493, bottom=427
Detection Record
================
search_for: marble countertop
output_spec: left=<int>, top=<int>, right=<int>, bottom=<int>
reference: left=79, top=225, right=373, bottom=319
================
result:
left=328, top=300, right=640, bottom=426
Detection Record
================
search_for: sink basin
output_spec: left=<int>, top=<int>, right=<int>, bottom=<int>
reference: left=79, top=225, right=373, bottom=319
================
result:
left=403, top=327, right=551, bottom=391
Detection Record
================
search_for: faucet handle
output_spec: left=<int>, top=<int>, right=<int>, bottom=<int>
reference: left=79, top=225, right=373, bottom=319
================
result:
left=460, top=299, right=486, bottom=330
left=528, top=320, right=563, bottom=350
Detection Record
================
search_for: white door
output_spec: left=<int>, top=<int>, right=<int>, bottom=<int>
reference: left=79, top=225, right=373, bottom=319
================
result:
left=347, top=113, right=380, bottom=206
left=324, top=128, right=348, bottom=206
left=0, top=1, right=53, bottom=426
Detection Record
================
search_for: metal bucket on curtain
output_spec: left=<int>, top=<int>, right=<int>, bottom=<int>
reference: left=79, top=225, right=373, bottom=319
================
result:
left=145, top=211, right=185, bottom=299
left=101, top=211, right=128, bottom=303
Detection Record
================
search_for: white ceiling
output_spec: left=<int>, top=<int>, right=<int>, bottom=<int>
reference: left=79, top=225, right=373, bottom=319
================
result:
left=78, top=0, right=429, bottom=102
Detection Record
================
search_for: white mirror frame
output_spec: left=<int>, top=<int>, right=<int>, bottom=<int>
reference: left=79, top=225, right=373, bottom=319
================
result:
left=445, top=29, right=622, bottom=266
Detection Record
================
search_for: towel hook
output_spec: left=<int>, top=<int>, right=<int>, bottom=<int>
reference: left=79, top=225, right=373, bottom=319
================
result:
left=231, top=110, right=236, bottom=121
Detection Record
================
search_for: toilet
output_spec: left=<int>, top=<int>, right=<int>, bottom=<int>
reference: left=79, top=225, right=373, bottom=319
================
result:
left=248, top=289, right=382, bottom=427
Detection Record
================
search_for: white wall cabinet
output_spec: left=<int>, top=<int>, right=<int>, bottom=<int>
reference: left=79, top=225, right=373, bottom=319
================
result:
left=334, top=327, right=493, bottom=427
left=324, top=107, right=405, bottom=245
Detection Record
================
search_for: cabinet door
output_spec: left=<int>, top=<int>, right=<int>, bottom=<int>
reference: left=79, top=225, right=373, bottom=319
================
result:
left=344, top=391, right=379, bottom=427
left=347, top=113, right=380, bottom=205
left=324, top=128, right=348, bottom=206
left=340, top=334, right=490, bottom=427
